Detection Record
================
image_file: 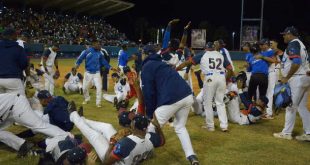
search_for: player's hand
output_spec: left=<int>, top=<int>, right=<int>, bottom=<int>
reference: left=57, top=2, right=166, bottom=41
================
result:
left=87, top=151, right=98, bottom=165
left=280, top=77, right=289, bottom=84
left=184, top=21, right=191, bottom=30
left=168, top=19, right=180, bottom=25
left=183, top=73, right=189, bottom=80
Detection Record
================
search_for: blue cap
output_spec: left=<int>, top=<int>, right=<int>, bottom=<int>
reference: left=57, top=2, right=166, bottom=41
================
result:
left=66, top=147, right=87, bottom=164
left=280, top=26, right=299, bottom=36
left=258, top=38, right=270, bottom=45
left=205, top=42, right=214, bottom=49
left=37, top=90, right=52, bottom=99
left=118, top=111, right=133, bottom=127
left=132, top=115, right=149, bottom=131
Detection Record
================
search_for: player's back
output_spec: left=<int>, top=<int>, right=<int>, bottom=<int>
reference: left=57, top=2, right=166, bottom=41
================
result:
left=200, top=51, right=225, bottom=74
left=114, top=134, right=154, bottom=165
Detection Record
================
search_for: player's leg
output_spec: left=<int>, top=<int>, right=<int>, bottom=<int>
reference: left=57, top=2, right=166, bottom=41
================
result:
left=47, top=67, right=55, bottom=95
left=93, top=72, right=103, bottom=106
left=64, top=82, right=70, bottom=93
left=297, top=88, right=310, bottom=134
left=83, top=118, right=117, bottom=140
left=265, top=71, right=277, bottom=117
left=82, top=72, right=92, bottom=102
left=203, top=77, right=216, bottom=130
left=0, top=79, right=25, bottom=95
left=103, top=94, right=116, bottom=103
left=214, top=76, right=228, bottom=130
left=70, top=111, right=109, bottom=161
left=258, top=74, right=268, bottom=99
left=0, top=130, right=26, bottom=151
left=173, top=95, right=196, bottom=158
left=12, top=95, right=69, bottom=138
left=247, top=74, right=259, bottom=100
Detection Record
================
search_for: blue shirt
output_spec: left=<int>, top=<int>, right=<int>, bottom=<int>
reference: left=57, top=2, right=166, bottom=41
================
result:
left=76, top=47, right=111, bottom=74
left=245, top=53, right=253, bottom=72
left=247, top=53, right=269, bottom=75
left=118, top=50, right=129, bottom=67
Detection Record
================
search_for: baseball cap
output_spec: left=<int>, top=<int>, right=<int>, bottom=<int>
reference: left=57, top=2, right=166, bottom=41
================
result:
left=259, top=96, right=269, bottom=107
left=118, top=111, right=134, bottom=127
left=258, top=38, right=270, bottom=45
left=2, top=27, right=16, bottom=37
left=132, top=115, right=149, bottom=131
left=66, top=146, right=87, bottom=164
left=280, top=26, right=299, bottom=36
left=218, top=39, right=226, bottom=46
left=122, top=66, right=131, bottom=74
left=205, top=42, right=214, bottom=49
left=37, top=90, right=52, bottom=99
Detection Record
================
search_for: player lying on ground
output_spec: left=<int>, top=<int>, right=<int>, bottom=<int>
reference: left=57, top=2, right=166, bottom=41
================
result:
left=67, top=101, right=165, bottom=164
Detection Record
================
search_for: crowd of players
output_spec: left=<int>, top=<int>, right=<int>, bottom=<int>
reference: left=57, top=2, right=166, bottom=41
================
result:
left=0, top=17, right=310, bottom=165
left=0, top=7, right=135, bottom=46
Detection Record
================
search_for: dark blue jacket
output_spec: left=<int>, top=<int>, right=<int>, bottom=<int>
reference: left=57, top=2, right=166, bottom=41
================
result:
left=44, top=96, right=74, bottom=132
left=141, top=54, right=192, bottom=118
left=0, top=40, right=28, bottom=79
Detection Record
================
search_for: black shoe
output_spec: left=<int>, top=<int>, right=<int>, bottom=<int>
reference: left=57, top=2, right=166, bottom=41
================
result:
left=18, top=142, right=34, bottom=157
left=67, top=101, right=77, bottom=114
left=78, top=106, right=84, bottom=116
left=62, top=87, right=67, bottom=94
left=187, top=155, right=199, bottom=165
left=79, top=88, right=83, bottom=95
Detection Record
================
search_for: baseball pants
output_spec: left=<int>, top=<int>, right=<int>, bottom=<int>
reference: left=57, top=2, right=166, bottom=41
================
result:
left=266, top=70, right=279, bottom=116
left=248, top=73, right=268, bottom=100
left=83, top=72, right=102, bottom=105
left=203, top=73, right=228, bottom=130
left=152, top=94, right=196, bottom=158
left=226, top=83, right=241, bottom=124
left=70, top=111, right=117, bottom=161
left=192, top=90, right=203, bottom=115
left=102, top=94, right=116, bottom=103
left=43, top=66, right=55, bottom=95
left=64, top=82, right=82, bottom=93
left=0, top=95, right=68, bottom=151
left=282, top=75, right=310, bottom=134
left=0, top=78, right=25, bottom=95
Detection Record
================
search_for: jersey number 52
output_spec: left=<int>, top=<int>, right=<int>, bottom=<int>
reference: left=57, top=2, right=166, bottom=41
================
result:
left=209, top=58, right=222, bottom=70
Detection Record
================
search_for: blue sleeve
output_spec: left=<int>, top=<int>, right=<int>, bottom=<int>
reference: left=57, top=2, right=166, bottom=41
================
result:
left=162, top=25, right=171, bottom=49
left=149, top=132, right=162, bottom=148
left=76, top=50, right=87, bottom=66
left=261, top=50, right=274, bottom=58
left=292, top=58, right=302, bottom=64
left=287, top=41, right=301, bottom=60
left=239, top=92, right=252, bottom=109
left=100, top=53, right=111, bottom=69
left=112, top=137, right=136, bottom=159
left=191, top=51, right=204, bottom=65
left=223, top=52, right=232, bottom=69
left=77, top=73, right=83, bottom=80
left=141, top=64, right=157, bottom=119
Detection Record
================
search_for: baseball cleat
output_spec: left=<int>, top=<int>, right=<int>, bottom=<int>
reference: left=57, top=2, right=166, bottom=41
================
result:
left=78, top=106, right=84, bottom=116
left=273, top=132, right=292, bottom=140
left=295, top=134, right=310, bottom=141
left=82, top=100, right=88, bottom=105
left=221, top=128, right=229, bottom=132
left=187, top=155, right=199, bottom=165
left=96, top=104, right=102, bottom=108
left=17, top=142, right=34, bottom=157
left=67, top=101, right=77, bottom=114
left=201, top=125, right=215, bottom=132
left=261, top=114, right=274, bottom=120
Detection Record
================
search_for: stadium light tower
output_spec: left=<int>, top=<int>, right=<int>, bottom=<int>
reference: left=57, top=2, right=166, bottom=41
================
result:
left=239, top=0, right=264, bottom=50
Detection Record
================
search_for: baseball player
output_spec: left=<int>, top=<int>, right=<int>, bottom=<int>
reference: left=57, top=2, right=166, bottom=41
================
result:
left=273, top=26, right=310, bottom=141
left=200, top=40, right=233, bottom=132
left=67, top=101, right=165, bottom=164
left=118, top=44, right=135, bottom=72
left=103, top=73, right=130, bottom=104
left=63, top=67, right=83, bottom=94
left=241, top=42, right=252, bottom=87
left=219, top=39, right=235, bottom=71
left=0, top=28, right=28, bottom=95
left=75, top=40, right=117, bottom=108
left=0, top=92, right=69, bottom=156
left=141, top=45, right=199, bottom=165
left=100, top=47, right=110, bottom=92
left=258, top=39, right=277, bottom=119
left=41, top=44, right=60, bottom=96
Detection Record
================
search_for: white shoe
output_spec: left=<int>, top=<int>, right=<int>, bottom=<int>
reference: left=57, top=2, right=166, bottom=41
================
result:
left=273, top=132, right=292, bottom=140
left=295, top=134, right=310, bottom=141
left=221, top=128, right=228, bottom=132
left=96, top=104, right=102, bottom=108
left=82, top=100, right=88, bottom=105
left=202, top=125, right=215, bottom=132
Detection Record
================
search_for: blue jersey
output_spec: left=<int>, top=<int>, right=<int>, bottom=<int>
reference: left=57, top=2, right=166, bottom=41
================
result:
left=247, top=53, right=269, bottom=75
left=76, top=47, right=111, bottom=74
left=118, top=50, right=129, bottom=67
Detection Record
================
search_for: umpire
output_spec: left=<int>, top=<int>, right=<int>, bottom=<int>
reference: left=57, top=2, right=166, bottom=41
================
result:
left=0, top=28, right=28, bottom=95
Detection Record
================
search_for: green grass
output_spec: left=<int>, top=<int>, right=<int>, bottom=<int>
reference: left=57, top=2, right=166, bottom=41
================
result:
left=0, top=59, right=310, bottom=165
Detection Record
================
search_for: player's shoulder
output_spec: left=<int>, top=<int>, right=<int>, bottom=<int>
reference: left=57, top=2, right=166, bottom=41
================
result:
left=113, top=137, right=137, bottom=158
left=288, top=40, right=301, bottom=48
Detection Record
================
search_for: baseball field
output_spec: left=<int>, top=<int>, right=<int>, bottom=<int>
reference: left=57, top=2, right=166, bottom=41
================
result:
left=0, top=58, right=310, bottom=165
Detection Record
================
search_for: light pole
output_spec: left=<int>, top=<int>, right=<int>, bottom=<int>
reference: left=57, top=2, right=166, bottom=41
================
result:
left=161, top=28, right=165, bottom=38
left=232, top=32, right=235, bottom=50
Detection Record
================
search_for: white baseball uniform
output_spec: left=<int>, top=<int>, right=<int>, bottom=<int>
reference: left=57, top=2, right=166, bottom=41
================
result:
left=220, top=48, right=235, bottom=71
left=41, top=48, right=57, bottom=95
left=281, top=38, right=310, bottom=134
left=103, top=80, right=130, bottom=103
left=64, top=72, right=83, bottom=93
left=0, top=93, right=69, bottom=151
left=200, top=50, right=230, bottom=130
left=225, top=83, right=241, bottom=124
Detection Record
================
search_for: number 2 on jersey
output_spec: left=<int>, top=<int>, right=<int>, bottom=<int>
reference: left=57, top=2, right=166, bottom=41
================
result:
left=209, top=58, right=222, bottom=70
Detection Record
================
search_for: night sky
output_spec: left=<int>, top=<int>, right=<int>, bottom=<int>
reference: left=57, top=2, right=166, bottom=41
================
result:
left=107, top=0, right=310, bottom=47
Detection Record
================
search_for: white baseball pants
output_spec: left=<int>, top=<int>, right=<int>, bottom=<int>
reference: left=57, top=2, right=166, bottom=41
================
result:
left=154, top=94, right=195, bottom=158
left=282, top=75, right=310, bottom=134
left=64, top=82, right=82, bottom=93
left=0, top=78, right=25, bottom=95
left=70, top=111, right=117, bottom=161
left=0, top=95, right=68, bottom=151
left=83, top=72, right=102, bottom=105
left=43, top=66, right=55, bottom=95
left=203, top=73, right=228, bottom=130
left=266, top=70, right=280, bottom=116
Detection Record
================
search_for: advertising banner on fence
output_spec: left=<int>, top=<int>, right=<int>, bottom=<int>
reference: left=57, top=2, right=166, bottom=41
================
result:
left=191, top=29, right=206, bottom=48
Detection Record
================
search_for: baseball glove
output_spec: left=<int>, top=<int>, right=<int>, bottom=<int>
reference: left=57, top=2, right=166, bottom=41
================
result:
left=110, top=128, right=132, bottom=145
left=53, top=70, right=60, bottom=79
